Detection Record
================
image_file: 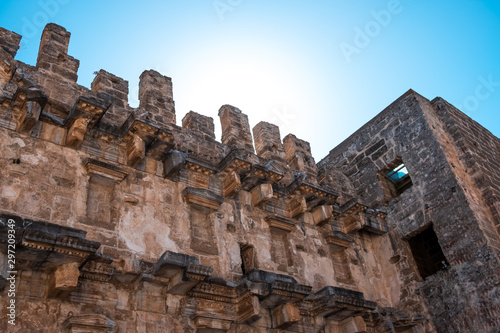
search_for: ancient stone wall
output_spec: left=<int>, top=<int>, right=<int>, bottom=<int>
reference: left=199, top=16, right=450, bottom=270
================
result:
left=0, top=23, right=498, bottom=332
left=319, top=91, right=500, bottom=332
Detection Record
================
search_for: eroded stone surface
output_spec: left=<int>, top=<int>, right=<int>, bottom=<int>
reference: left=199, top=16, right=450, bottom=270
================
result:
left=0, top=24, right=499, bottom=333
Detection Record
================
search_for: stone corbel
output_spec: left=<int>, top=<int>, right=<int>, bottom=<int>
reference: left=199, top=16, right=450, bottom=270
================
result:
left=184, top=156, right=218, bottom=188
left=325, top=231, right=353, bottom=252
left=218, top=149, right=252, bottom=177
left=112, top=258, right=143, bottom=283
left=313, top=205, right=333, bottom=225
left=80, top=253, right=115, bottom=282
left=287, top=196, right=307, bottom=218
left=63, top=96, right=108, bottom=148
left=126, top=133, right=145, bottom=167
left=164, top=151, right=218, bottom=186
left=236, top=293, right=261, bottom=324
left=240, top=164, right=283, bottom=191
left=0, top=214, right=100, bottom=273
left=359, top=210, right=388, bottom=235
left=272, top=302, right=301, bottom=329
left=164, top=150, right=187, bottom=177
left=333, top=199, right=368, bottom=234
left=48, top=262, right=80, bottom=298
left=287, top=178, right=338, bottom=211
left=10, top=86, right=47, bottom=133
left=121, top=116, right=174, bottom=163
left=66, top=117, right=89, bottom=148
left=251, top=183, right=273, bottom=206
left=222, top=171, right=241, bottom=197
left=243, top=270, right=312, bottom=309
left=65, top=96, right=107, bottom=127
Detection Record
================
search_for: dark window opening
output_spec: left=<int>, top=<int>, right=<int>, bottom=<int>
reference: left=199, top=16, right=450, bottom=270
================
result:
left=385, top=162, right=413, bottom=197
left=408, top=226, right=449, bottom=279
left=240, top=244, right=255, bottom=274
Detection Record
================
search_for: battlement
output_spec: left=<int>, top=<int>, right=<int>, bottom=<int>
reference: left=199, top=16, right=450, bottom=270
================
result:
left=0, top=23, right=323, bottom=182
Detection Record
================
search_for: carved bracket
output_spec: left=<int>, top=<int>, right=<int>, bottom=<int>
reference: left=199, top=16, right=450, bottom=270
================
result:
left=183, top=187, right=223, bottom=210
left=272, top=302, right=301, bottom=329
left=121, top=117, right=174, bottom=164
left=10, top=86, right=47, bottom=133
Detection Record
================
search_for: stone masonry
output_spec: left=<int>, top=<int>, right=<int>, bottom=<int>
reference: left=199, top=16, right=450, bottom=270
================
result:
left=0, top=23, right=499, bottom=332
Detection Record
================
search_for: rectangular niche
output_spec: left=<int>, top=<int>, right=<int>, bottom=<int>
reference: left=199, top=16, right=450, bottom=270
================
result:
left=86, top=174, right=116, bottom=230
left=270, top=228, right=293, bottom=271
left=190, top=206, right=218, bottom=255
left=331, top=249, right=353, bottom=285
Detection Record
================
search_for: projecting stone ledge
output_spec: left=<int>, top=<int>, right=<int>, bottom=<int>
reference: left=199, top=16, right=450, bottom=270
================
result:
left=153, top=250, right=213, bottom=295
left=241, top=269, right=312, bottom=308
left=183, top=187, right=223, bottom=210
left=305, top=286, right=377, bottom=320
left=0, top=214, right=101, bottom=295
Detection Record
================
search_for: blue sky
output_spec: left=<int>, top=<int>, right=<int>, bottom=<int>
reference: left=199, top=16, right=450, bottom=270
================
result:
left=1, top=0, right=499, bottom=160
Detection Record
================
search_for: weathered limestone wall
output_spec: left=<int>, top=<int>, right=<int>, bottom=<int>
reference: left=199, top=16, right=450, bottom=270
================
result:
left=1, top=23, right=411, bottom=333
left=0, top=23, right=498, bottom=333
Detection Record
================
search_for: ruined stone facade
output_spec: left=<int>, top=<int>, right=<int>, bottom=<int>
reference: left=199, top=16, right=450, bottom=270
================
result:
left=0, top=24, right=499, bottom=332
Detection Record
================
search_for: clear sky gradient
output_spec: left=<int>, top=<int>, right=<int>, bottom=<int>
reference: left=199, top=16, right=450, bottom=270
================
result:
left=1, top=0, right=499, bottom=160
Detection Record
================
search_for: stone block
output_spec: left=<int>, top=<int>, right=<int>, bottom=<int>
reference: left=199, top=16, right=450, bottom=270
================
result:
left=193, top=316, right=232, bottom=332
left=222, top=171, right=241, bottom=197
left=0, top=27, right=22, bottom=57
left=48, top=262, right=80, bottom=298
left=271, top=302, right=301, bottom=329
left=219, top=104, right=254, bottom=152
left=183, top=187, right=223, bottom=210
left=287, top=196, right=307, bottom=218
left=313, top=205, right=333, bottom=225
left=327, top=316, right=367, bottom=333
left=138, top=69, right=175, bottom=127
left=251, top=183, right=273, bottom=206
left=252, top=121, right=286, bottom=163
left=66, top=118, right=88, bottom=148
left=182, top=111, right=215, bottom=139
left=283, top=134, right=318, bottom=180
left=126, top=134, right=146, bottom=167
left=36, top=23, right=79, bottom=82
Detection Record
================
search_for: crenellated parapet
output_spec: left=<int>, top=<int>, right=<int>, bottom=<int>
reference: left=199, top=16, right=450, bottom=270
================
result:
left=0, top=23, right=387, bottom=269
left=0, top=23, right=435, bottom=333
